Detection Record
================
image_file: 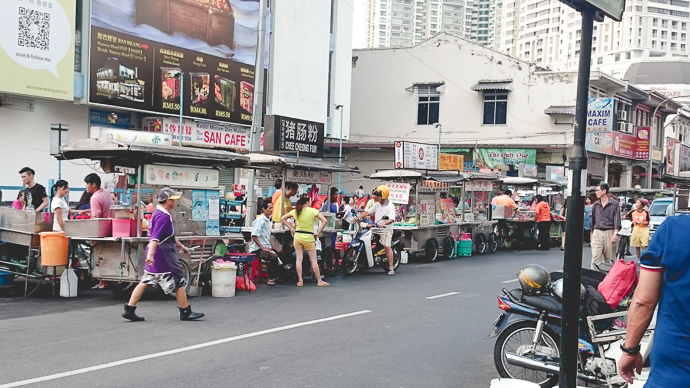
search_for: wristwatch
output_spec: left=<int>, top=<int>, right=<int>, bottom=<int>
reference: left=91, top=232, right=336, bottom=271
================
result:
left=620, top=342, right=641, bottom=355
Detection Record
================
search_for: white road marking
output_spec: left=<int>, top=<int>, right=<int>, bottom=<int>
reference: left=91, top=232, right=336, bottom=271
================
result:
left=0, top=310, right=372, bottom=388
left=501, top=279, right=519, bottom=284
left=426, top=292, right=460, bottom=300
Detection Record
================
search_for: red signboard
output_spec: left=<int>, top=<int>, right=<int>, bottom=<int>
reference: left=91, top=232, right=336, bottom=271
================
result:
left=613, top=132, right=637, bottom=159
left=636, top=127, right=650, bottom=160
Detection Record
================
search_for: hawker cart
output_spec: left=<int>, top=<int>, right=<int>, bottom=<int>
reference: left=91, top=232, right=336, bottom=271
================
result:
left=56, top=139, right=250, bottom=296
left=455, top=173, right=501, bottom=255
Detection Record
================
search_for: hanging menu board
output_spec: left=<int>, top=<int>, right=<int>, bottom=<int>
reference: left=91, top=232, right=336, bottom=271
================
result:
left=418, top=197, right=436, bottom=226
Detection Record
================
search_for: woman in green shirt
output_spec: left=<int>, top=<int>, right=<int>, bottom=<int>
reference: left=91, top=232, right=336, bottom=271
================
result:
left=281, top=195, right=330, bottom=287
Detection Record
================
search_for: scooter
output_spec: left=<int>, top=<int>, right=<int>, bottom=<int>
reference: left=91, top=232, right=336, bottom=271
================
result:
left=342, top=217, right=403, bottom=275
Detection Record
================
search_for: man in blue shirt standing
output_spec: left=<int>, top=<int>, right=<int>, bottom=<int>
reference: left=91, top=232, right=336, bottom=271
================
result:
left=250, top=201, right=280, bottom=286
left=619, top=216, right=690, bottom=386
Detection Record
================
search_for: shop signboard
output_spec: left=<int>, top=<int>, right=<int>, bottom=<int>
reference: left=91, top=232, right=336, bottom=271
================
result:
left=90, top=110, right=131, bottom=129
left=673, top=143, right=690, bottom=175
left=636, top=127, right=651, bottom=160
left=142, top=117, right=251, bottom=151
left=667, top=137, right=681, bottom=175
left=465, top=180, right=493, bottom=192
left=263, top=115, right=325, bottom=158
left=88, top=0, right=265, bottom=125
left=584, top=0, right=625, bottom=22
left=586, top=98, right=614, bottom=133
left=613, top=131, right=637, bottom=159
left=418, top=180, right=449, bottom=192
left=585, top=132, right=613, bottom=155
left=91, top=127, right=172, bottom=146
left=285, top=169, right=332, bottom=185
left=547, top=166, right=567, bottom=182
left=0, top=0, right=76, bottom=100
left=143, top=165, right=219, bottom=189
left=385, top=182, right=411, bottom=205
left=207, top=191, right=220, bottom=220
left=417, top=197, right=436, bottom=226
left=439, top=153, right=464, bottom=171
left=474, top=148, right=536, bottom=169
left=521, top=164, right=539, bottom=178
left=394, top=141, right=439, bottom=170
left=653, top=149, right=663, bottom=163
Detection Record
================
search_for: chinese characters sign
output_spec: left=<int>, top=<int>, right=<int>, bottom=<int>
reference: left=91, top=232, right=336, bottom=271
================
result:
left=465, top=180, right=492, bottom=192
left=547, top=166, right=567, bottom=182
left=144, top=165, right=219, bottom=189
left=385, top=182, right=411, bottom=205
left=264, top=115, right=324, bottom=157
left=286, top=169, right=332, bottom=185
left=439, top=153, right=464, bottom=171
left=418, top=180, right=449, bottom=192
left=587, top=98, right=613, bottom=133
left=417, top=197, right=436, bottom=226
left=636, top=127, right=650, bottom=160
left=142, top=117, right=251, bottom=151
left=394, top=141, right=439, bottom=170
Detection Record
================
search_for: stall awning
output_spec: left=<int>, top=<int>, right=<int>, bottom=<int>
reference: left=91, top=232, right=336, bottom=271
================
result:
left=471, top=80, right=513, bottom=91
left=544, top=106, right=576, bottom=115
left=248, top=153, right=359, bottom=174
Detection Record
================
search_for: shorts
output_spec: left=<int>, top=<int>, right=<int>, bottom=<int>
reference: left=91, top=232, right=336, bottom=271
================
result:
left=373, top=228, right=392, bottom=247
left=140, top=271, right=187, bottom=295
left=294, top=238, right=316, bottom=251
left=630, top=226, right=650, bottom=247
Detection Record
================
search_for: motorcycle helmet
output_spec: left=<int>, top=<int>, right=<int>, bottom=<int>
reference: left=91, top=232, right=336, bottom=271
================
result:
left=551, top=278, right=586, bottom=301
left=372, top=185, right=390, bottom=200
left=517, top=264, right=551, bottom=296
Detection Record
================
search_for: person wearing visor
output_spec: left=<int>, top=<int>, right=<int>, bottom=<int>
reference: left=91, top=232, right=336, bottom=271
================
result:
left=122, top=188, right=204, bottom=322
left=354, top=186, right=397, bottom=275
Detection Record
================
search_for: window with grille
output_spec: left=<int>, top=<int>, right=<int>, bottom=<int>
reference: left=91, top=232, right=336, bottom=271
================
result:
left=417, top=85, right=441, bottom=125
left=482, top=91, right=508, bottom=125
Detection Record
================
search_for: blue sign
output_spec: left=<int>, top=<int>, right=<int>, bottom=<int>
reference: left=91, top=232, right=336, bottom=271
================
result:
left=586, top=98, right=613, bottom=133
left=90, top=109, right=131, bottom=129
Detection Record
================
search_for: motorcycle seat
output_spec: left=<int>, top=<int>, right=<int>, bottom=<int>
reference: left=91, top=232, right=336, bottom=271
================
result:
left=508, top=289, right=562, bottom=315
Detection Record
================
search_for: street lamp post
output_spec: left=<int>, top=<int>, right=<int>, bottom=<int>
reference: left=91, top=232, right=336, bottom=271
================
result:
left=434, top=122, right=442, bottom=150
left=649, top=94, right=689, bottom=188
left=336, top=104, right=344, bottom=191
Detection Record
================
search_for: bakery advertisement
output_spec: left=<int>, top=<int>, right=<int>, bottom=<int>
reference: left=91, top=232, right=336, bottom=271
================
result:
left=89, top=0, right=268, bottom=125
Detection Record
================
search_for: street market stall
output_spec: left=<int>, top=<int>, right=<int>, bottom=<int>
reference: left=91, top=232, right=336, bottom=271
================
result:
left=456, top=173, right=501, bottom=254
left=56, top=139, right=251, bottom=296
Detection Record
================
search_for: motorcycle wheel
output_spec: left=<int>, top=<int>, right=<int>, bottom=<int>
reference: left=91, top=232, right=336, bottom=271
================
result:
left=475, top=233, right=487, bottom=255
left=382, top=246, right=401, bottom=272
left=108, top=281, right=136, bottom=299
left=342, top=247, right=360, bottom=276
left=425, top=238, right=439, bottom=262
left=493, top=321, right=560, bottom=388
left=488, top=232, right=498, bottom=253
left=321, top=247, right=339, bottom=277
left=442, top=236, right=455, bottom=259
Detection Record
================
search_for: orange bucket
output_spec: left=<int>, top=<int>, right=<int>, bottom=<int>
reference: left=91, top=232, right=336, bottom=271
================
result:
left=40, top=231, right=69, bottom=267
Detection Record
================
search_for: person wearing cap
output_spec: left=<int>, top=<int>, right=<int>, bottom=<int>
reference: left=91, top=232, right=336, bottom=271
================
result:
left=122, top=188, right=204, bottom=322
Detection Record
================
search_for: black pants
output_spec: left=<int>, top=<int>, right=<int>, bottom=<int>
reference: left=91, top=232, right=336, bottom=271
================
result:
left=584, top=229, right=591, bottom=243
left=253, top=249, right=280, bottom=279
left=537, top=221, right=551, bottom=250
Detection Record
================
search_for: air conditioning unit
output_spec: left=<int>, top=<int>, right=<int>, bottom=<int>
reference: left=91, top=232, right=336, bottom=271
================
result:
left=620, top=123, right=634, bottom=134
left=617, top=111, right=628, bottom=121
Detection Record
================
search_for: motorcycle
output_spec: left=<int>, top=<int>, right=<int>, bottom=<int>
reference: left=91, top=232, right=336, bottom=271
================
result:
left=342, top=217, right=403, bottom=275
left=488, top=268, right=655, bottom=388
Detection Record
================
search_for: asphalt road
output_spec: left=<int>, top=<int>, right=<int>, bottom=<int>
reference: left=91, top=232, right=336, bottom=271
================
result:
left=0, top=247, right=599, bottom=388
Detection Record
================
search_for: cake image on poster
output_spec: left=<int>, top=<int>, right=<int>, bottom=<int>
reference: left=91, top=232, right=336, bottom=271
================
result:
left=190, top=72, right=210, bottom=106
left=214, top=75, right=236, bottom=112
left=161, top=67, right=182, bottom=102
left=95, top=57, right=146, bottom=103
left=240, top=81, right=254, bottom=113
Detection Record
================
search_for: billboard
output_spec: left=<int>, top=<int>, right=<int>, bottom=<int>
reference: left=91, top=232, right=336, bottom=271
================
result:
left=88, top=0, right=264, bottom=125
left=474, top=148, right=536, bottom=169
left=394, top=141, right=439, bottom=170
left=587, top=98, right=613, bottom=133
left=613, top=131, right=637, bottom=159
left=0, top=0, right=75, bottom=100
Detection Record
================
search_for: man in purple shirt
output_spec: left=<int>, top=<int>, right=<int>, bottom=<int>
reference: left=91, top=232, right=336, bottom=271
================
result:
left=122, top=188, right=204, bottom=322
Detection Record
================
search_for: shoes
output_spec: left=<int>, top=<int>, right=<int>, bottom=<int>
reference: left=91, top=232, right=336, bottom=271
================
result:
left=388, top=270, right=395, bottom=276
left=179, top=305, right=204, bottom=321
left=122, top=304, right=145, bottom=322
left=316, top=282, right=330, bottom=287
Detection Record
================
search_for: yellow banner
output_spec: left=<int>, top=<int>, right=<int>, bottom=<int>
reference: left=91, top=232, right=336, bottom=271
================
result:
left=439, top=153, right=464, bottom=171
left=0, top=0, right=75, bottom=100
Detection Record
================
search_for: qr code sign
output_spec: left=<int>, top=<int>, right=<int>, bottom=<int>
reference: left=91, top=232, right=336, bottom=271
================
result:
left=17, top=7, right=50, bottom=51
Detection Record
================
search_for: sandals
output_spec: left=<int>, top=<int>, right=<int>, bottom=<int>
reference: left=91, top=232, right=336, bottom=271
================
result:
left=267, top=279, right=276, bottom=286
left=296, top=281, right=303, bottom=287
left=317, top=282, right=330, bottom=287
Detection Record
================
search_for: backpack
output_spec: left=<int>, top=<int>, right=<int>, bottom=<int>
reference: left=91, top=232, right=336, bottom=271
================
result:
left=597, top=259, right=638, bottom=309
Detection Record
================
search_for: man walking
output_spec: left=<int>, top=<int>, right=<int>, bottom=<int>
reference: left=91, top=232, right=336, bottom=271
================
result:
left=122, top=188, right=204, bottom=321
left=250, top=201, right=281, bottom=286
left=590, top=183, right=620, bottom=270
left=619, top=216, right=690, bottom=386
left=19, top=167, right=48, bottom=212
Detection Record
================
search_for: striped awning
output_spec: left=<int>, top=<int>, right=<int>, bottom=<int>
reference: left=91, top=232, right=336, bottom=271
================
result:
left=544, top=106, right=576, bottom=115
left=470, top=80, right=513, bottom=91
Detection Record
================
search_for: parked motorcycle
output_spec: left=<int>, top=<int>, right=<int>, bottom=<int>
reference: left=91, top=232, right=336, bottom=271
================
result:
left=488, top=266, right=654, bottom=388
left=342, top=217, right=403, bottom=275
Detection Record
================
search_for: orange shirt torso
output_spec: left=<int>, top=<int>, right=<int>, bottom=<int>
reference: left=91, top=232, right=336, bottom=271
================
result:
left=632, top=210, right=649, bottom=226
left=495, top=195, right=518, bottom=209
left=535, top=202, right=551, bottom=223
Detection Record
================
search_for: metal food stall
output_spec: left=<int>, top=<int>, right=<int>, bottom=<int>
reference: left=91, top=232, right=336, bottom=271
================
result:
left=56, top=139, right=250, bottom=296
left=456, top=173, right=501, bottom=254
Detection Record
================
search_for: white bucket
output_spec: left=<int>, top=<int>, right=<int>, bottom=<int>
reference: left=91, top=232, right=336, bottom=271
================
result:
left=400, top=251, right=409, bottom=264
left=60, top=269, right=78, bottom=298
left=212, top=262, right=237, bottom=297
left=490, top=378, right=540, bottom=388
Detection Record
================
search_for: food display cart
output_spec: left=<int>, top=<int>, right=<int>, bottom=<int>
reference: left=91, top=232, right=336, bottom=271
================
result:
left=57, top=139, right=250, bottom=296
left=456, top=173, right=501, bottom=254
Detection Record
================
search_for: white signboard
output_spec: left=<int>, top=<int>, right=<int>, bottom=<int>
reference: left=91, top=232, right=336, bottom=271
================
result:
left=394, top=141, right=438, bottom=170
left=587, top=98, right=613, bottom=133
left=464, top=180, right=493, bottom=192
left=385, top=182, right=411, bottom=204
left=418, top=180, right=449, bottom=192
left=547, top=166, right=568, bottom=182
left=144, top=165, right=220, bottom=189
left=91, top=127, right=173, bottom=146
left=674, top=143, right=690, bottom=175
left=142, top=118, right=251, bottom=151
left=418, top=197, right=436, bottom=226
left=286, top=169, right=332, bottom=185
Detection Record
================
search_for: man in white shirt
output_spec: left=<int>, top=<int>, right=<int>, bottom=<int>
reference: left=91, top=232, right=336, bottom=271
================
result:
left=355, top=185, right=396, bottom=275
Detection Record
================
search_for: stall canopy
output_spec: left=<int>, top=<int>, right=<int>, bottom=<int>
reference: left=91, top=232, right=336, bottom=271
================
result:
left=58, top=139, right=250, bottom=168
left=368, top=169, right=467, bottom=181
left=248, top=153, right=359, bottom=173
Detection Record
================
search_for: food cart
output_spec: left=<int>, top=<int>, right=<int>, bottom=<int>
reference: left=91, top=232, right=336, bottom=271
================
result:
left=242, top=153, right=360, bottom=276
left=56, top=139, right=250, bottom=296
left=456, top=172, right=501, bottom=254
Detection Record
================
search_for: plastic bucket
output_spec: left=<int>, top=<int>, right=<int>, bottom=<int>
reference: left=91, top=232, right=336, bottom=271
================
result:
left=0, top=270, right=15, bottom=285
left=211, top=262, right=237, bottom=297
left=490, top=378, right=540, bottom=388
left=112, top=219, right=131, bottom=238
left=40, top=232, right=69, bottom=267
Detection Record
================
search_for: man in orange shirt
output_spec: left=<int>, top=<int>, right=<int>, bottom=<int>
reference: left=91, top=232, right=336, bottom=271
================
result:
left=494, top=189, right=520, bottom=211
left=534, top=195, right=552, bottom=250
left=271, top=180, right=283, bottom=206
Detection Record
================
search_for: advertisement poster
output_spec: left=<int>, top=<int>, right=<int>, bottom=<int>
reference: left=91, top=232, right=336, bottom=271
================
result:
left=667, top=137, right=681, bottom=175
left=521, top=164, right=538, bottom=178
left=191, top=190, right=208, bottom=221
left=206, top=191, right=220, bottom=220
left=613, top=131, right=638, bottom=159
left=393, top=141, right=439, bottom=170
left=142, top=117, right=251, bottom=151
left=474, top=148, right=536, bottom=169
left=263, top=115, right=325, bottom=158
left=440, top=198, right=456, bottom=223
left=586, top=98, right=613, bottom=133
left=585, top=132, right=613, bottom=155
left=89, top=0, right=266, bottom=125
left=418, top=197, right=435, bottom=226
left=286, top=169, right=332, bottom=185
left=205, top=220, right=220, bottom=236
left=385, top=182, right=411, bottom=205
left=144, top=165, right=219, bottom=189
left=636, top=127, right=651, bottom=160
left=547, top=166, right=567, bottom=182
left=439, top=153, right=464, bottom=171
left=0, top=0, right=75, bottom=100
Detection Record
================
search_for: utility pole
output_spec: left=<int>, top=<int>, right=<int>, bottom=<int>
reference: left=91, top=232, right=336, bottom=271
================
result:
left=336, top=104, right=344, bottom=191
left=245, top=0, right=268, bottom=224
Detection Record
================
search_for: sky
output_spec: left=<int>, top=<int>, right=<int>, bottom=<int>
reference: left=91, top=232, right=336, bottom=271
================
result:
left=349, top=0, right=367, bottom=49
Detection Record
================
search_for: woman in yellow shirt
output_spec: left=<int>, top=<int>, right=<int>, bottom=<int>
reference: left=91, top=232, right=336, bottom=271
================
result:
left=281, top=195, right=330, bottom=287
